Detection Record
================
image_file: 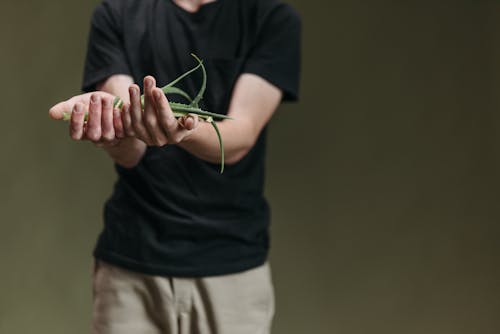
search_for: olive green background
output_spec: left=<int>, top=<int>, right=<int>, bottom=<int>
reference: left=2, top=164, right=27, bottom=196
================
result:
left=1, top=0, right=499, bottom=333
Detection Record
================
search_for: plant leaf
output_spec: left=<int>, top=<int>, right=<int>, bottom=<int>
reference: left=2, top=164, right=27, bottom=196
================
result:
left=190, top=54, right=207, bottom=108
left=163, top=86, right=192, bottom=103
left=160, top=55, right=203, bottom=91
left=209, top=119, right=224, bottom=173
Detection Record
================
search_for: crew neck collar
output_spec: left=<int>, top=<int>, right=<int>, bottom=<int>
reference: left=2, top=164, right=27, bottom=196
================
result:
left=168, top=0, right=220, bottom=15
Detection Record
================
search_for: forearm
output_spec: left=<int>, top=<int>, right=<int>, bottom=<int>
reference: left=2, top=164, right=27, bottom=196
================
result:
left=179, top=73, right=282, bottom=165
left=179, top=118, right=256, bottom=165
left=97, top=75, right=147, bottom=168
left=103, top=137, right=146, bottom=168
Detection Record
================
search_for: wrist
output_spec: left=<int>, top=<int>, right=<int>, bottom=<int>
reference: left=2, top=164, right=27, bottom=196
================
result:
left=181, top=120, right=207, bottom=145
left=103, top=137, right=147, bottom=168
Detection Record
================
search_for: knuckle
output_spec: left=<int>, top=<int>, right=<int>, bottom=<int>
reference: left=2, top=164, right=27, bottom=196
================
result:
left=167, top=117, right=178, bottom=128
left=89, top=135, right=100, bottom=142
left=160, top=117, right=176, bottom=130
left=86, top=130, right=100, bottom=142
left=91, top=92, right=99, bottom=100
left=115, top=130, right=125, bottom=139
left=132, top=122, right=144, bottom=133
left=102, top=133, right=115, bottom=142
left=145, top=115, right=157, bottom=127
left=102, top=96, right=112, bottom=108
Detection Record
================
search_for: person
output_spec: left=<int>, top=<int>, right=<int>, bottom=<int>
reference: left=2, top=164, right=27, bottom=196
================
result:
left=49, top=0, right=300, bottom=333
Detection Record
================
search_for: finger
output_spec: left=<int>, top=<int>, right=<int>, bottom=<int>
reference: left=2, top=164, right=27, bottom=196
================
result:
left=179, top=114, right=199, bottom=131
left=178, top=116, right=188, bottom=129
left=49, top=100, right=70, bottom=120
left=121, top=103, right=135, bottom=137
left=113, top=108, right=125, bottom=139
left=129, top=84, right=150, bottom=141
left=189, top=114, right=199, bottom=130
left=49, top=92, right=94, bottom=120
left=143, top=77, right=165, bottom=143
left=69, top=102, right=86, bottom=140
left=86, top=93, right=102, bottom=142
left=154, top=88, right=184, bottom=144
left=101, top=96, right=115, bottom=142
left=143, top=77, right=169, bottom=146
left=143, top=76, right=157, bottom=121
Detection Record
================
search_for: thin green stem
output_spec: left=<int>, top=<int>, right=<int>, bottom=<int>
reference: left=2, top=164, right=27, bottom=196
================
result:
left=190, top=54, right=206, bottom=108
left=209, top=119, right=224, bottom=173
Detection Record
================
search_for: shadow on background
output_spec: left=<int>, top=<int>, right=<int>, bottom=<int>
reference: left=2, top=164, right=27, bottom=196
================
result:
left=1, top=1, right=499, bottom=333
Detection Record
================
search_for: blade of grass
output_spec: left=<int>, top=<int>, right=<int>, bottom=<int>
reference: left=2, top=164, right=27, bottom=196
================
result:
left=163, top=86, right=192, bottom=103
left=208, top=119, right=224, bottom=173
left=190, top=54, right=206, bottom=108
left=161, top=59, right=202, bottom=90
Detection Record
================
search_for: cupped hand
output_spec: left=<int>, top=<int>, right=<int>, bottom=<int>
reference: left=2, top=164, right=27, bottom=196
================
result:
left=49, top=91, right=125, bottom=147
left=124, top=76, right=199, bottom=146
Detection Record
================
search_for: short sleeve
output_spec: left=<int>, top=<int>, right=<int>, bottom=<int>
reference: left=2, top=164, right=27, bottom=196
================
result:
left=243, top=5, right=301, bottom=102
left=81, top=1, right=132, bottom=92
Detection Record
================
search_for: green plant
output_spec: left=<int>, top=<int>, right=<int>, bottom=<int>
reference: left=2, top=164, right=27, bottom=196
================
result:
left=62, top=54, right=230, bottom=173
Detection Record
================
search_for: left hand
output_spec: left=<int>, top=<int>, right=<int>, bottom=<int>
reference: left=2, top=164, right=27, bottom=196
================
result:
left=125, top=76, right=199, bottom=146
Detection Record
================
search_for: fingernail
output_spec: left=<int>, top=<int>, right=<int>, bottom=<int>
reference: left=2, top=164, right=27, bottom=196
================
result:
left=154, top=90, right=162, bottom=99
left=103, top=98, right=111, bottom=107
left=74, top=104, right=82, bottom=113
left=91, top=95, right=99, bottom=104
left=129, top=87, right=136, bottom=96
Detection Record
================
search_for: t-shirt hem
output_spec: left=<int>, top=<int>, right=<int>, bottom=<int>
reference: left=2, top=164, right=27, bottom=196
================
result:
left=93, top=248, right=268, bottom=278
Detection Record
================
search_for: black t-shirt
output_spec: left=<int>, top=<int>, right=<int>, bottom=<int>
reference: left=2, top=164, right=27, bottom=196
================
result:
left=82, top=0, right=301, bottom=277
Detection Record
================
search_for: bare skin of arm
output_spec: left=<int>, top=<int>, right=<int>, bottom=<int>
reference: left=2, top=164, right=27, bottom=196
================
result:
left=49, top=72, right=282, bottom=167
left=179, top=73, right=282, bottom=164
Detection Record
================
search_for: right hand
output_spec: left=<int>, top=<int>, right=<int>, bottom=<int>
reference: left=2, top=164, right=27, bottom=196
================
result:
left=125, top=76, right=199, bottom=147
left=49, top=91, right=127, bottom=147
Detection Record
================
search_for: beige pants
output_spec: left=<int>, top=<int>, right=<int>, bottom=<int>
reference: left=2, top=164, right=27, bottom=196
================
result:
left=92, top=260, right=274, bottom=334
